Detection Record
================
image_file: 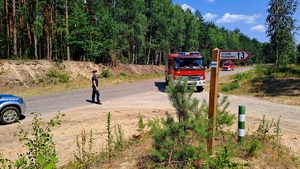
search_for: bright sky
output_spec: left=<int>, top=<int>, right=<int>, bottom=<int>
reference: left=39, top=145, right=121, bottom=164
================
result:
left=172, top=0, right=300, bottom=44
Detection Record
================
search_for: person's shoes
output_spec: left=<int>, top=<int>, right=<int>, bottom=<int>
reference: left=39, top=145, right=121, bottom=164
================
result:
left=96, top=102, right=102, bottom=105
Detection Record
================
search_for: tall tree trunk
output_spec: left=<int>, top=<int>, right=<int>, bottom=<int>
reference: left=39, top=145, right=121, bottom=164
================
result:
left=159, top=51, right=162, bottom=65
left=132, top=44, right=135, bottom=64
left=34, top=33, right=38, bottom=59
left=155, top=51, right=158, bottom=65
left=6, top=0, right=10, bottom=58
left=50, top=5, right=53, bottom=60
left=66, top=0, right=70, bottom=61
left=147, top=35, right=151, bottom=65
left=276, top=43, right=279, bottom=66
left=44, top=5, right=50, bottom=60
left=12, top=0, right=17, bottom=57
left=19, top=0, right=23, bottom=58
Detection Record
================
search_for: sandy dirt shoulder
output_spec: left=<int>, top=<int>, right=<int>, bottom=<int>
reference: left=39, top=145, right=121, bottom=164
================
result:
left=0, top=90, right=299, bottom=167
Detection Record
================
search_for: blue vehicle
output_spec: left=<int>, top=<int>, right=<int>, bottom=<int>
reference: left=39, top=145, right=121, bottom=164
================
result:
left=0, top=94, right=26, bottom=124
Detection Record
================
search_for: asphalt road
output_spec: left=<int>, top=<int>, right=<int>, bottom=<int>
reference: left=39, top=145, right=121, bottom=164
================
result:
left=24, top=66, right=253, bottom=117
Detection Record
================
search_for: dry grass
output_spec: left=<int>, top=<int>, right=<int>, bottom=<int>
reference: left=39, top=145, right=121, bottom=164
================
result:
left=79, top=131, right=299, bottom=169
left=1, top=73, right=164, bottom=98
left=218, top=67, right=300, bottom=106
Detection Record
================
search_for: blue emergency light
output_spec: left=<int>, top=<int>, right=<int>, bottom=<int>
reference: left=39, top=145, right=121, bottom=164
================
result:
left=178, top=52, right=201, bottom=56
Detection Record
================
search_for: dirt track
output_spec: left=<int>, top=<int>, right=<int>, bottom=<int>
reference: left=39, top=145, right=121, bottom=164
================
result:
left=0, top=89, right=299, bottom=167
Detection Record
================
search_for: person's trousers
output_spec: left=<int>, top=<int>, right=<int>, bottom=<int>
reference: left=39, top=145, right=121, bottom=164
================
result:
left=92, top=89, right=100, bottom=103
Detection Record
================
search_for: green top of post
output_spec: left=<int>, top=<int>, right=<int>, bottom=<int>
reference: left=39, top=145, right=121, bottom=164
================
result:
left=239, top=105, right=245, bottom=114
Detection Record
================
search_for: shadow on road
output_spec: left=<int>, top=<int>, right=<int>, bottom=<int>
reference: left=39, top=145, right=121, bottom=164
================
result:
left=20, top=114, right=26, bottom=121
left=86, top=99, right=95, bottom=103
left=154, top=82, right=167, bottom=92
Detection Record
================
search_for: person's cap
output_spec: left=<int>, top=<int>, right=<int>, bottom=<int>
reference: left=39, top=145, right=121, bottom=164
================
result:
left=92, top=70, right=97, bottom=73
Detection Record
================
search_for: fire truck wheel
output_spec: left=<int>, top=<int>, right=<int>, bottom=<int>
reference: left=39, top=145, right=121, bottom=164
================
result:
left=196, top=86, right=204, bottom=92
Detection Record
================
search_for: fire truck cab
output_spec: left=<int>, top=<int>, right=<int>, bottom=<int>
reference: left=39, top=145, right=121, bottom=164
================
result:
left=165, top=52, right=206, bottom=92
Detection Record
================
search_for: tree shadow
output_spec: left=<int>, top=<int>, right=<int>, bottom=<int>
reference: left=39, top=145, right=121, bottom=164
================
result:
left=154, top=82, right=167, bottom=92
left=260, top=78, right=300, bottom=97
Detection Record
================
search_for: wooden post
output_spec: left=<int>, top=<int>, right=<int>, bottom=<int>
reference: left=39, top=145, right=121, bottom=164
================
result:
left=207, top=48, right=220, bottom=153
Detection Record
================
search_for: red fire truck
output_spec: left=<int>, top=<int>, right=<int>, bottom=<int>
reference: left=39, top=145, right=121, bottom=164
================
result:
left=165, top=52, right=206, bottom=92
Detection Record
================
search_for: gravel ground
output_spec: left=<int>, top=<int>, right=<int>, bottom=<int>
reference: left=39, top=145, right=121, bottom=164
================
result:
left=0, top=90, right=299, bottom=167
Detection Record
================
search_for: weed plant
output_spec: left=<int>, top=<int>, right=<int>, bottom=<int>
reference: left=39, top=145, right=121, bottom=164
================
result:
left=0, top=112, right=64, bottom=169
left=137, top=113, right=146, bottom=133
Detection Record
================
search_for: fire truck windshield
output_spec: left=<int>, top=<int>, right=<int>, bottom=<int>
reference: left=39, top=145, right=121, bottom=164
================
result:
left=174, top=58, right=204, bottom=70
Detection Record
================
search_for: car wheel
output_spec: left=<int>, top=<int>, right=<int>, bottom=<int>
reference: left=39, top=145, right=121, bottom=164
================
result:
left=0, top=106, right=20, bottom=124
left=196, top=86, right=204, bottom=92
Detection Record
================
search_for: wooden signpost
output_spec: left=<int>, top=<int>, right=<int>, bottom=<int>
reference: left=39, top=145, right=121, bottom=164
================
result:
left=207, top=49, right=250, bottom=152
left=207, top=48, right=220, bottom=152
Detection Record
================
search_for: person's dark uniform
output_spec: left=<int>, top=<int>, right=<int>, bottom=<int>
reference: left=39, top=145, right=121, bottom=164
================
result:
left=92, top=70, right=101, bottom=104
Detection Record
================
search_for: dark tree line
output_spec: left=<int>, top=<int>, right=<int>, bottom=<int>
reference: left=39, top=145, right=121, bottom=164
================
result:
left=1, top=0, right=297, bottom=65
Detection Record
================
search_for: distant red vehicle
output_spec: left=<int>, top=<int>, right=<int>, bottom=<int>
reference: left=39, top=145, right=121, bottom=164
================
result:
left=222, top=62, right=234, bottom=71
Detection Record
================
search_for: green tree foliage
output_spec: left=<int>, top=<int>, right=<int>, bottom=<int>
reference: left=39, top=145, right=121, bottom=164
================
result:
left=149, top=78, right=235, bottom=167
left=0, top=0, right=268, bottom=64
left=266, top=0, right=299, bottom=66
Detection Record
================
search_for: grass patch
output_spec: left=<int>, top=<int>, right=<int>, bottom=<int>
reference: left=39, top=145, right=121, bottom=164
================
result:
left=218, top=64, right=300, bottom=106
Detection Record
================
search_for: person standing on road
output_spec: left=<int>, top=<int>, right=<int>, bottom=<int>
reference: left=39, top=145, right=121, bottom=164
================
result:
left=92, top=70, right=102, bottom=104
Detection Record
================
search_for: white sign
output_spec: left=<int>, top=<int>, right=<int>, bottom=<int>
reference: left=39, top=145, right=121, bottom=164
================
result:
left=220, top=50, right=250, bottom=60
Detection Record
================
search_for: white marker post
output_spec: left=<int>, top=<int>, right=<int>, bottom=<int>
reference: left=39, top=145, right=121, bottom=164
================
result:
left=238, top=105, right=245, bottom=146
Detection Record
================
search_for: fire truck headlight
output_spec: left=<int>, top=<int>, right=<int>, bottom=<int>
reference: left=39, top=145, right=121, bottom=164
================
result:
left=198, top=76, right=204, bottom=80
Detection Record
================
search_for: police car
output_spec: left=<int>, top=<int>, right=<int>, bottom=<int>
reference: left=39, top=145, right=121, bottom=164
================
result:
left=0, top=94, right=26, bottom=124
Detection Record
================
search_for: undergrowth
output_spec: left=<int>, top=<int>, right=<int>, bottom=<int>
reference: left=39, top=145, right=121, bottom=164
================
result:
left=0, top=112, right=64, bottom=169
left=220, top=64, right=300, bottom=94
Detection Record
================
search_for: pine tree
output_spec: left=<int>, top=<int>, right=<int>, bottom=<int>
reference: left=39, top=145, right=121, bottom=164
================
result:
left=149, top=78, right=234, bottom=167
left=266, top=0, right=299, bottom=66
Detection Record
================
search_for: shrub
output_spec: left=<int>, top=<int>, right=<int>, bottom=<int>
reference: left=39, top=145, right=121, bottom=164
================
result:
left=119, top=72, right=127, bottom=77
left=37, top=77, right=44, bottom=83
left=221, top=82, right=239, bottom=92
left=0, top=112, right=64, bottom=169
left=46, top=69, right=59, bottom=78
left=59, top=74, right=70, bottom=83
left=221, top=85, right=231, bottom=92
left=276, top=65, right=300, bottom=75
left=229, top=82, right=239, bottom=90
left=245, top=138, right=262, bottom=157
left=101, top=69, right=111, bottom=78
left=233, top=72, right=251, bottom=81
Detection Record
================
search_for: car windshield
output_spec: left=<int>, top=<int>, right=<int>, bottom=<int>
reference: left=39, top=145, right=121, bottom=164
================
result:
left=174, top=58, right=204, bottom=70
left=224, top=63, right=231, bottom=66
